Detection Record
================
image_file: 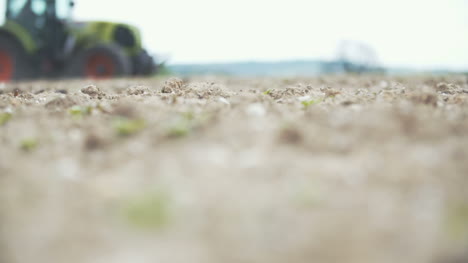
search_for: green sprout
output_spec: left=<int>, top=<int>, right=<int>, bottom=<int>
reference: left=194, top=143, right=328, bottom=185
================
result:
left=167, top=121, right=190, bottom=138
left=446, top=203, right=468, bottom=240
left=263, top=89, right=273, bottom=95
left=113, top=118, right=146, bottom=136
left=181, top=111, right=195, bottom=121
left=301, top=99, right=322, bottom=109
left=294, top=188, right=322, bottom=207
left=0, top=112, right=12, bottom=126
left=20, top=138, right=39, bottom=152
left=121, top=191, right=171, bottom=230
left=165, top=112, right=200, bottom=138
left=68, top=105, right=92, bottom=118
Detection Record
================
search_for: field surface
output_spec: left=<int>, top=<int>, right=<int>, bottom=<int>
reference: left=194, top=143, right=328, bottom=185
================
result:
left=1, top=75, right=468, bottom=263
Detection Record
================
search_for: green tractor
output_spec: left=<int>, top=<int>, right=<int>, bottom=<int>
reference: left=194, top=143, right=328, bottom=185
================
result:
left=0, top=0, right=156, bottom=82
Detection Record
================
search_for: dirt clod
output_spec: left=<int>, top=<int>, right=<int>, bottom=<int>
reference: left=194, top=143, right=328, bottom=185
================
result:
left=278, top=126, right=303, bottom=144
left=81, top=85, right=105, bottom=98
left=45, top=96, right=77, bottom=110
left=126, top=85, right=150, bottom=96
left=409, top=92, right=438, bottom=106
left=84, top=133, right=107, bottom=151
left=112, top=103, right=137, bottom=118
left=162, top=77, right=184, bottom=93
left=55, top=89, right=68, bottom=94
left=322, top=87, right=341, bottom=97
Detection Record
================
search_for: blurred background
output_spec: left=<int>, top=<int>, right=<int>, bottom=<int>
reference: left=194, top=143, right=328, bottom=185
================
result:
left=69, top=0, right=468, bottom=75
left=0, top=0, right=466, bottom=76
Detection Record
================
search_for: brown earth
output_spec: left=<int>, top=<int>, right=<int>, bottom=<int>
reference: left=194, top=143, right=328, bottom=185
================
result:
left=1, top=75, right=468, bottom=263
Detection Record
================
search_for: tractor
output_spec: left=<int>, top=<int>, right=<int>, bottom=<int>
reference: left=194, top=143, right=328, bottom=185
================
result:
left=0, top=0, right=156, bottom=82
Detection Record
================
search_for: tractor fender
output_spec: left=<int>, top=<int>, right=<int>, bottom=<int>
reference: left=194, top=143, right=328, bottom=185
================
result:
left=0, top=21, right=37, bottom=54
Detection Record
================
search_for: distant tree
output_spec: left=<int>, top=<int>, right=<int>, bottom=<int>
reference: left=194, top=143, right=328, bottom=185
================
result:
left=336, top=40, right=384, bottom=73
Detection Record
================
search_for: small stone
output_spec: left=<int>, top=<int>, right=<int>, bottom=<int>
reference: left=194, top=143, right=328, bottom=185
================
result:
left=322, top=87, right=341, bottom=97
left=246, top=103, right=266, bottom=117
left=56, top=89, right=68, bottom=94
left=4, top=107, right=13, bottom=114
left=13, top=88, right=22, bottom=97
left=218, top=97, right=230, bottom=105
left=278, top=127, right=303, bottom=144
left=297, top=95, right=312, bottom=102
left=84, top=133, right=106, bottom=151
left=341, top=100, right=354, bottom=106
left=379, top=81, right=389, bottom=89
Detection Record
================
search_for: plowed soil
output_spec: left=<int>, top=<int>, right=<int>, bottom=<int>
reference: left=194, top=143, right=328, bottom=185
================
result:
left=1, top=75, right=468, bottom=263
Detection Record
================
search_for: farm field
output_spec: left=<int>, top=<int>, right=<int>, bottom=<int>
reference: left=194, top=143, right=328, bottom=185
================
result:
left=1, top=75, right=468, bottom=263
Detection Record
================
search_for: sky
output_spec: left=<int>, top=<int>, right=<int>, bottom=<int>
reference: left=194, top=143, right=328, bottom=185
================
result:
left=2, top=0, right=468, bottom=70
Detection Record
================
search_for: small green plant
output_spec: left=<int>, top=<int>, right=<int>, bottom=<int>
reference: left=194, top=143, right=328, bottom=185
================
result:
left=181, top=111, right=195, bottom=121
left=263, top=89, right=273, bottom=95
left=294, top=185, right=323, bottom=208
left=121, top=190, right=171, bottom=230
left=167, top=121, right=190, bottom=138
left=446, top=203, right=468, bottom=240
left=166, top=112, right=200, bottom=138
left=301, top=99, right=322, bottom=109
left=68, top=105, right=92, bottom=118
left=20, top=138, right=39, bottom=151
left=113, top=118, right=146, bottom=136
left=0, top=112, right=12, bottom=126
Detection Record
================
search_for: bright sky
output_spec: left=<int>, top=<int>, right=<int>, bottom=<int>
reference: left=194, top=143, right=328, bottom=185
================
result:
left=5, top=0, right=468, bottom=69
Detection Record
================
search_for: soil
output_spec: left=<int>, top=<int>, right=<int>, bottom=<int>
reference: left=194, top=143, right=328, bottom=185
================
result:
left=1, top=75, right=468, bottom=263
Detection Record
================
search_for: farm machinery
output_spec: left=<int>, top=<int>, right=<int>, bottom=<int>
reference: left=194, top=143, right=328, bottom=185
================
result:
left=0, top=0, right=156, bottom=81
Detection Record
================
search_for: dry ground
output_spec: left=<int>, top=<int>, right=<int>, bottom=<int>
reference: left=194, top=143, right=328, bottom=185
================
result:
left=1, top=75, right=468, bottom=263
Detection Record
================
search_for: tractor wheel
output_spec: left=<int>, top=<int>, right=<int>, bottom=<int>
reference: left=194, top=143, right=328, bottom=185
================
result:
left=133, top=49, right=156, bottom=76
left=0, top=35, right=34, bottom=82
left=66, top=44, right=132, bottom=79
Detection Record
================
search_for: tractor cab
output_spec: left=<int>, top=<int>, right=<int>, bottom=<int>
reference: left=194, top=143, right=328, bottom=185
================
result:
left=0, top=0, right=155, bottom=82
left=6, top=0, right=72, bottom=60
left=6, top=0, right=73, bottom=29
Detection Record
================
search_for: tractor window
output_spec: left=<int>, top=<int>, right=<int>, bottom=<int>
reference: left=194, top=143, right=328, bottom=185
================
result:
left=31, top=0, right=46, bottom=15
left=56, top=0, right=71, bottom=20
left=0, top=2, right=5, bottom=24
left=8, top=0, right=27, bottom=18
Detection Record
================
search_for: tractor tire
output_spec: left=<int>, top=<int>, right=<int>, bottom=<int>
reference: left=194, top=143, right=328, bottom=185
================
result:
left=65, top=44, right=132, bottom=79
left=0, top=35, right=34, bottom=82
left=133, top=49, right=156, bottom=76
